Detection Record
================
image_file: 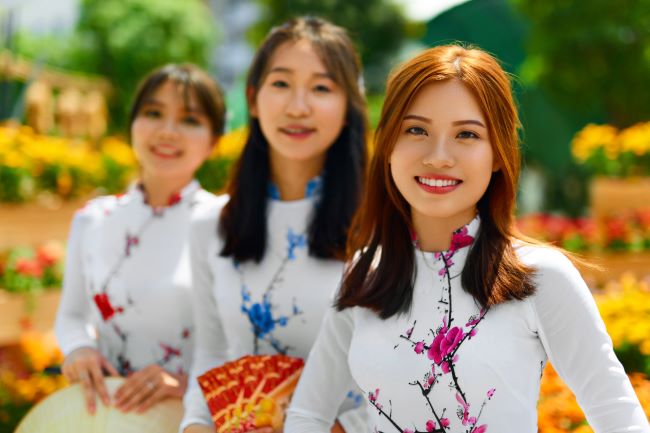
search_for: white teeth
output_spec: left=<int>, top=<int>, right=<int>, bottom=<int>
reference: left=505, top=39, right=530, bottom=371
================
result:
left=418, top=177, right=459, bottom=187
left=153, top=146, right=178, bottom=156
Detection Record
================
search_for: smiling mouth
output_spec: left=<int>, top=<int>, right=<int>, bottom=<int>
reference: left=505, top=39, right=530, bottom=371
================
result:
left=279, top=127, right=316, bottom=136
left=151, top=145, right=181, bottom=158
left=416, top=177, right=461, bottom=187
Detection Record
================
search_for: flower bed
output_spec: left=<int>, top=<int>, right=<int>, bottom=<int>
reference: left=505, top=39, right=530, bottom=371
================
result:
left=0, top=126, right=136, bottom=202
left=571, top=122, right=650, bottom=178
left=0, top=243, right=64, bottom=345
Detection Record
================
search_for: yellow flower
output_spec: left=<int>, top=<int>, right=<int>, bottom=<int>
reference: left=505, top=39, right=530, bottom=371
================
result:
left=212, top=127, right=247, bottom=159
left=571, top=124, right=619, bottom=162
left=101, top=137, right=136, bottom=166
left=619, top=122, right=650, bottom=157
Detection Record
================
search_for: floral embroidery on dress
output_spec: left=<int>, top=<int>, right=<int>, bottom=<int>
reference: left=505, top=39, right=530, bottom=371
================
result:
left=369, top=219, right=496, bottom=433
left=237, top=228, right=306, bottom=355
left=89, top=183, right=193, bottom=374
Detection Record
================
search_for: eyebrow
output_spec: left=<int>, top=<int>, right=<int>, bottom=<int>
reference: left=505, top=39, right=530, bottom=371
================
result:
left=141, top=98, right=205, bottom=114
left=403, top=114, right=486, bottom=129
left=268, top=66, right=334, bottom=80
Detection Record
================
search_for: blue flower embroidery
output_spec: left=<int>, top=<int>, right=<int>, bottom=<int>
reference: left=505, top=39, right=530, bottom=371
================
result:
left=346, top=390, right=364, bottom=408
left=287, top=228, right=306, bottom=261
left=267, top=176, right=323, bottom=200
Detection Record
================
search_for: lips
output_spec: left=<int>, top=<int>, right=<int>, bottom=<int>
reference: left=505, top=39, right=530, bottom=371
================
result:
left=415, top=175, right=462, bottom=194
left=279, top=125, right=316, bottom=139
left=150, top=144, right=181, bottom=159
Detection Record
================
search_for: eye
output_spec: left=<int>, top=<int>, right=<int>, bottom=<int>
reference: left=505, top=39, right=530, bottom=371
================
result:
left=457, top=130, right=479, bottom=139
left=313, top=84, right=332, bottom=93
left=182, top=115, right=202, bottom=126
left=141, top=108, right=161, bottom=119
left=271, top=80, right=289, bottom=88
left=405, top=126, right=428, bottom=136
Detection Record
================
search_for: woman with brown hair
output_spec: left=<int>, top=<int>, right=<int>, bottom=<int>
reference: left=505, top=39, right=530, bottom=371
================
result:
left=181, top=17, right=368, bottom=433
left=285, top=45, right=649, bottom=432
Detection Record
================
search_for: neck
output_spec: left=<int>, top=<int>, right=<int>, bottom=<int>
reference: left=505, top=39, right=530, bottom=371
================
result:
left=411, top=208, right=477, bottom=252
left=269, top=150, right=325, bottom=201
left=139, top=172, right=192, bottom=207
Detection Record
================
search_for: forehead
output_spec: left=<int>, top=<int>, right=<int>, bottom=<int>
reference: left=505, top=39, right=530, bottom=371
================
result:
left=266, top=39, right=329, bottom=76
left=142, top=79, right=202, bottom=108
left=407, top=79, right=485, bottom=121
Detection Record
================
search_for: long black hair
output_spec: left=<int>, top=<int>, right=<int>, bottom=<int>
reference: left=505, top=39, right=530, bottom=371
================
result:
left=219, top=16, right=368, bottom=262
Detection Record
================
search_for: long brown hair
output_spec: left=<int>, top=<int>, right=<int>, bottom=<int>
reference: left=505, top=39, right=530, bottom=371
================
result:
left=219, top=16, right=368, bottom=262
left=336, top=45, right=536, bottom=319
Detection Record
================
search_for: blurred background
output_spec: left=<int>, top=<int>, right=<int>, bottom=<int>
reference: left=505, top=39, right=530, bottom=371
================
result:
left=0, top=0, right=649, bottom=431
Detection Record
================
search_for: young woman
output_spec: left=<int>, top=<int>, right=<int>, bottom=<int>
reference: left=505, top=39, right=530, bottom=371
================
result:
left=55, top=64, right=226, bottom=416
left=285, top=45, right=650, bottom=432
left=181, top=17, right=368, bottom=433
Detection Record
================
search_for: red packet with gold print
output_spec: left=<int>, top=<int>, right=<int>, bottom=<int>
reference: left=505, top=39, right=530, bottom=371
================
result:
left=198, top=355, right=304, bottom=433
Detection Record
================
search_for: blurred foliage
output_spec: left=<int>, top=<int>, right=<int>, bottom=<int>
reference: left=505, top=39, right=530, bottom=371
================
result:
left=512, top=0, right=650, bottom=127
left=15, top=0, right=217, bottom=132
left=249, top=0, right=421, bottom=91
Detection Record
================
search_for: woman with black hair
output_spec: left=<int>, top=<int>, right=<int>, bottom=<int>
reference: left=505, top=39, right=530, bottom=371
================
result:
left=56, top=64, right=226, bottom=417
left=181, top=17, right=368, bottom=433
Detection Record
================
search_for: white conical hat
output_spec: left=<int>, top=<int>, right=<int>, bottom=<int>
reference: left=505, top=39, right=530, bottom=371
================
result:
left=15, top=377, right=183, bottom=433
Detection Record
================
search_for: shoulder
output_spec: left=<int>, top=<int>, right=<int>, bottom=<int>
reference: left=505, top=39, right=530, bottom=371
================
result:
left=189, top=193, right=229, bottom=246
left=515, top=243, right=591, bottom=303
left=516, top=243, right=580, bottom=280
left=72, top=194, right=120, bottom=222
left=191, top=193, right=229, bottom=225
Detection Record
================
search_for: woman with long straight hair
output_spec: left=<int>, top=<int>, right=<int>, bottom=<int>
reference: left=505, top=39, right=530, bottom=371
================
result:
left=285, top=45, right=649, bottom=432
left=181, top=17, right=368, bottom=433
left=56, top=64, right=226, bottom=417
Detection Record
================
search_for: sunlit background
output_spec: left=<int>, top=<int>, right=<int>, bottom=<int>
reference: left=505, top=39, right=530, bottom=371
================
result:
left=1, top=1, right=649, bottom=430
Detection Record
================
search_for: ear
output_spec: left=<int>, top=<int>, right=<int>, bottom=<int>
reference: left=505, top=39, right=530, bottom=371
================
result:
left=492, top=158, right=501, bottom=173
left=246, top=86, right=258, bottom=118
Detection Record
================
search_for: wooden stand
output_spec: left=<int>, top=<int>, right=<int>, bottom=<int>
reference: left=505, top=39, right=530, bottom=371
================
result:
left=0, top=199, right=86, bottom=249
left=590, top=177, right=650, bottom=219
left=577, top=252, right=650, bottom=288
left=0, top=290, right=61, bottom=346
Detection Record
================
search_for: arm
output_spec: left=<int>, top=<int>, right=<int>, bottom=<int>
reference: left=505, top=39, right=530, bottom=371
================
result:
left=180, top=210, right=230, bottom=432
left=529, top=249, right=650, bottom=432
left=56, top=205, right=121, bottom=413
left=55, top=209, right=97, bottom=355
left=285, top=306, right=361, bottom=433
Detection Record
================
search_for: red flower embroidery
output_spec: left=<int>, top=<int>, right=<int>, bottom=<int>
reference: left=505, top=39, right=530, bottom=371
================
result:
left=125, top=235, right=139, bottom=256
left=160, top=343, right=182, bottom=363
left=182, top=328, right=191, bottom=339
left=168, top=192, right=182, bottom=206
left=93, top=293, right=124, bottom=321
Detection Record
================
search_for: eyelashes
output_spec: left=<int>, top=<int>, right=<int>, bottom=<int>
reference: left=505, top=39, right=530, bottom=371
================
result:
left=403, top=125, right=481, bottom=140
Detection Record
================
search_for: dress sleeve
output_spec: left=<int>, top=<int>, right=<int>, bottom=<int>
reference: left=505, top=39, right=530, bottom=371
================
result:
left=55, top=208, right=98, bottom=355
left=180, top=206, right=230, bottom=431
left=285, top=305, right=361, bottom=433
left=528, top=248, right=650, bottom=432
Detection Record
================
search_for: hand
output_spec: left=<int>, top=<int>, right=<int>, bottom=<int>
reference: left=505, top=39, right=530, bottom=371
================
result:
left=113, top=364, right=187, bottom=413
left=331, top=420, right=345, bottom=433
left=183, top=425, right=216, bottom=433
left=61, top=347, right=120, bottom=414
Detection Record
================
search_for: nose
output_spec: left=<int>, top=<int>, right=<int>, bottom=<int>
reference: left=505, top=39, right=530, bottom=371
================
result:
left=158, top=118, right=180, bottom=139
left=422, top=138, right=455, bottom=169
left=285, top=89, right=310, bottom=118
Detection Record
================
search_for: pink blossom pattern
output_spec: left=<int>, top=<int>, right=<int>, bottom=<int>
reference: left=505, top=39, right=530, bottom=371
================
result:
left=370, top=218, right=496, bottom=433
left=428, top=326, right=463, bottom=364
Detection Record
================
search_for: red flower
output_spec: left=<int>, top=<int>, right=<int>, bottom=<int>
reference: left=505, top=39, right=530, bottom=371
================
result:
left=36, top=242, right=64, bottom=267
left=428, top=326, right=463, bottom=364
left=15, top=258, right=43, bottom=278
left=93, top=293, right=123, bottom=321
